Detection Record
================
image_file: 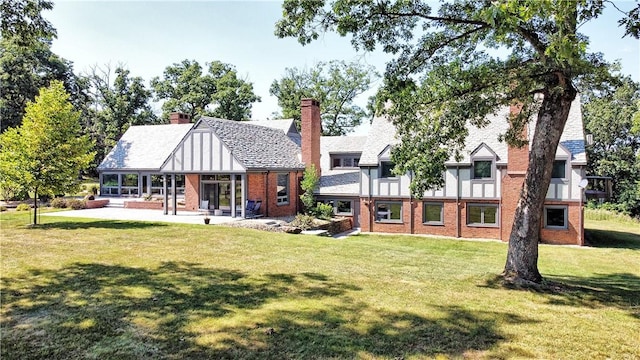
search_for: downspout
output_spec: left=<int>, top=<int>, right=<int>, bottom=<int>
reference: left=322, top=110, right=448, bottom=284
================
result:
left=499, top=167, right=503, bottom=241
left=456, top=166, right=461, bottom=238
left=265, top=171, right=269, bottom=217
left=409, top=171, right=414, bottom=234
left=368, top=167, right=373, bottom=232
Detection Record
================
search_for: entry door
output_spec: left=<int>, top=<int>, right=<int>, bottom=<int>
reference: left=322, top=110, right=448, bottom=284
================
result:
left=202, top=182, right=231, bottom=210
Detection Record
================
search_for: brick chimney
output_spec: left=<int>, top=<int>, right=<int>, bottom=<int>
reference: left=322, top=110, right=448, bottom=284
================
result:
left=501, top=102, right=530, bottom=241
left=300, top=98, right=321, bottom=176
left=170, top=112, right=191, bottom=124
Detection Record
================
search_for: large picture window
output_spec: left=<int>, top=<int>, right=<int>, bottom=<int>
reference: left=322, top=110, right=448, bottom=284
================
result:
left=544, top=206, right=567, bottom=229
left=423, top=202, right=444, bottom=225
left=277, top=173, right=289, bottom=205
left=467, top=204, right=498, bottom=226
left=376, top=201, right=402, bottom=222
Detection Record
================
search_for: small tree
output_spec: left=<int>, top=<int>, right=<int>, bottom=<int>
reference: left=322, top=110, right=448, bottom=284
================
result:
left=0, top=80, right=94, bottom=225
left=299, top=164, right=319, bottom=215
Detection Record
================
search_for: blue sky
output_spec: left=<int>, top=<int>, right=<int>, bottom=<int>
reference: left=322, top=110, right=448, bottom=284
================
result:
left=47, top=1, right=639, bottom=125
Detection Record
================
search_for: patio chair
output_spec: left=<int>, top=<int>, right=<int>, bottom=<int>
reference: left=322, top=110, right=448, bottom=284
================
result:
left=245, top=200, right=263, bottom=219
left=199, top=200, right=211, bottom=215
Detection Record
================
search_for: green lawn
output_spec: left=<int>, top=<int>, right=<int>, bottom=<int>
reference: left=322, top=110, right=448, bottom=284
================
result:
left=1, top=210, right=639, bottom=359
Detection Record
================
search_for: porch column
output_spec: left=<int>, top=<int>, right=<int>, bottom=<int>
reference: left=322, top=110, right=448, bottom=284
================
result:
left=98, top=173, right=103, bottom=196
left=231, top=176, right=236, bottom=218
left=163, top=174, right=168, bottom=215
left=118, top=174, right=122, bottom=196
left=241, top=174, right=246, bottom=218
left=138, top=172, right=143, bottom=197
left=171, top=174, right=177, bottom=215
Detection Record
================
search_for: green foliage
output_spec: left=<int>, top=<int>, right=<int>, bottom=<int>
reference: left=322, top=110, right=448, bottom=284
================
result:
left=276, top=0, right=640, bottom=282
left=90, top=184, right=99, bottom=195
left=50, top=197, right=67, bottom=208
left=0, top=205, right=6, bottom=212
left=0, top=0, right=57, bottom=45
left=0, top=80, right=94, bottom=224
left=583, top=77, right=640, bottom=217
left=15, top=203, right=30, bottom=211
left=585, top=207, right=640, bottom=224
left=151, top=59, right=261, bottom=121
left=315, top=202, right=334, bottom=220
left=84, top=65, right=157, bottom=171
left=67, top=199, right=86, bottom=210
left=290, top=213, right=316, bottom=230
left=299, top=164, right=319, bottom=214
left=269, top=60, right=377, bottom=135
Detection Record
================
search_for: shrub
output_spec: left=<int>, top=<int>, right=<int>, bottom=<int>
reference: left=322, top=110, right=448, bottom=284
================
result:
left=290, top=214, right=316, bottom=230
left=90, top=184, right=99, bottom=195
left=299, top=165, right=319, bottom=214
left=16, top=203, right=31, bottom=211
left=0, top=205, right=6, bottom=212
left=67, top=199, right=86, bottom=210
left=50, top=198, right=67, bottom=208
left=315, top=202, right=334, bottom=220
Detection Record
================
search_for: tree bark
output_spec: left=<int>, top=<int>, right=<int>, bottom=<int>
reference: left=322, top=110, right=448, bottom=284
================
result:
left=32, top=187, right=38, bottom=225
left=503, top=86, right=577, bottom=284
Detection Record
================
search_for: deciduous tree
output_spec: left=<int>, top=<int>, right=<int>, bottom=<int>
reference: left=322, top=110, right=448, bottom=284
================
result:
left=151, top=59, right=260, bottom=121
left=583, top=76, right=640, bottom=217
left=276, top=0, right=640, bottom=284
left=0, top=81, right=94, bottom=225
left=270, top=60, right=377, bottom=135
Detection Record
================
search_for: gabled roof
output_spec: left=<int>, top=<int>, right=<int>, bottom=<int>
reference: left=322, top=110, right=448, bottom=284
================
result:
left=98, top=123, right=193, bottom=171
left=317, top=135, right=367, bottom=195
left=360, top=96, right=586, bottom=167
left=250, top=119, right=301, bottom=147
left=200, top=117, right=305, bottom=170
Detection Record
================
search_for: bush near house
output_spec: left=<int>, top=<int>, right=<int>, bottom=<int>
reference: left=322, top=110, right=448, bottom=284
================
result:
left=66, top=199, right=86, bottom=210
left=15, top=203, right=30, bottom=211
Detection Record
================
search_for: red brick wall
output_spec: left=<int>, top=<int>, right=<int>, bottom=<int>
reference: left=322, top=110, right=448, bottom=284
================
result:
left=359, top=198, right=413, bottom=233
left=413, top=200, right=458, bottom=237
left=184, top=174, right=200, bottom=211
left=540, top=201, right=583, bottom=245
left=247, top=171, right=300, bottom=218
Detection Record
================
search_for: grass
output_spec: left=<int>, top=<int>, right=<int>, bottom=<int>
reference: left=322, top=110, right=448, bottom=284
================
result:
left=1, top=210, right=639, bottom=359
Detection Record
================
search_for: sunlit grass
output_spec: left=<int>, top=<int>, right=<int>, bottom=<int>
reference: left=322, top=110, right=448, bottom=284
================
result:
left=1, top=211, right=639, bottom=359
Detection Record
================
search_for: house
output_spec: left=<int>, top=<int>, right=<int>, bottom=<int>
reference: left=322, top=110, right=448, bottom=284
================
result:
left=98, top=98, right=587, bottom=245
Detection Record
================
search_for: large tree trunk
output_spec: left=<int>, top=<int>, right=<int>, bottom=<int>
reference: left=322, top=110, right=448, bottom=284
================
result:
left=503, top=86, right=577, bottom=284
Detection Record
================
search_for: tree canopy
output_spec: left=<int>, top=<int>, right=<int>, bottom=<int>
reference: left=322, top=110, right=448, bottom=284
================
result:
left=151, top=59, right=261, bottom=121
left=0, top=80, right=94, bottom=224
left=0, top=0, right=79, bottom=132
left=276, top=0, right=640, bottom=284
left=582, top=76, right=640, bottom=217
left=270, top=60, right=377, bottom=135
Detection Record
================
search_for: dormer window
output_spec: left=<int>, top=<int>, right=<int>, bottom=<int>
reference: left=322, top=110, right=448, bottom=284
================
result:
left=473, top=160, right=493, bottom=179
left=380, top=161, right=395, bottom=178
left=552, top=160, right=567, bottom=179
left=330, top=153, right=361, bottom=169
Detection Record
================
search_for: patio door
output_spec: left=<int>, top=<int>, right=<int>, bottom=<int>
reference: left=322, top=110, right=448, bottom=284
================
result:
left=202, top=182, right=231, bottom=211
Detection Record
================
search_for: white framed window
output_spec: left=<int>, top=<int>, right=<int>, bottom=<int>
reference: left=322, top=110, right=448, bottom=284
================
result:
left=423, top=202, right=444, bottom=225
left=467, top=204, right=498, bottom=226
left=544, top=206, right=568, bottom=229
left=277, top=173, right=289, bottom=205
left=375, top=201, right=402, bottom=223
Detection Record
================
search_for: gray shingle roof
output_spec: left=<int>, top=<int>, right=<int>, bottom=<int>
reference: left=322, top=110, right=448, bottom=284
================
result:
left=317, top=136, right=367, bottom=195
left=361, top=97, right=585, bottom=166
left=98, top=123, right=193, bottom=171
left=250, top=119, right=301, bottom=147
left=200, top=117, right=305, bottom=170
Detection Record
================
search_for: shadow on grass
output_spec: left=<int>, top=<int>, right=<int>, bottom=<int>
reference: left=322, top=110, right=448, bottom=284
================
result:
left=585, top=228, right=640, bottom=250
left=1, top=262, right=529, bottom=359
left=482, top=273, right=640, bottom=319
left=38, top=220, right=167, bottom=230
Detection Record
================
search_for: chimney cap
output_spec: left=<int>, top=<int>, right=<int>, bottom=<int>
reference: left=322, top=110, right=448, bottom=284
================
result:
left=301, top=98, right=320, bottom=107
